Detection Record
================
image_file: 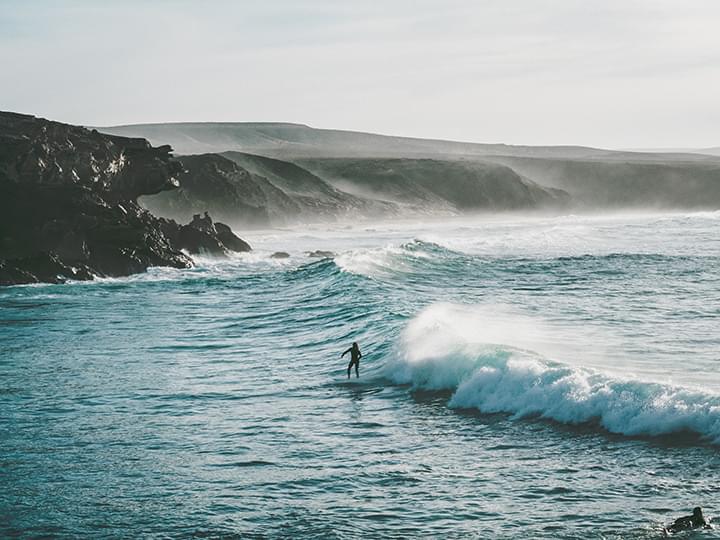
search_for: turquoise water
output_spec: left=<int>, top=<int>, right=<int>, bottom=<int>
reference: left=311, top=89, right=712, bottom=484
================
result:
left=2, top=212, right=720, bottom=539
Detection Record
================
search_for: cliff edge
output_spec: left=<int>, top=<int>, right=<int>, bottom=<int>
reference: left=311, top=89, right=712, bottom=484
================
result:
left=0, top=111, right=250, bottom=286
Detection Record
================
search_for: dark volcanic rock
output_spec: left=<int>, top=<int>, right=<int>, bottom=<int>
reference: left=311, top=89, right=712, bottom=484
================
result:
left=158, top=212, right=251, bottom=256
left=0, top=111, right=251, bottom=286
left=215, top=222, right=251, bottom=252
left=0, top=253, right=93, bottom=285
left=138, top=153, right=273, bottom=226
left=0, top=113, right=181, bottom=199
left=177, top=212, right=226, bottom=255
left=270, top=252, right=290, bottom=259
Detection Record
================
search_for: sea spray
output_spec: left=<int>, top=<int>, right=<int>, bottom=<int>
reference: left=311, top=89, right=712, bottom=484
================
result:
left=5, top=213, right=720, bottom=538
left=387, top=303, right=720, bottom=442
left=334, top=240, right=446, bottom=278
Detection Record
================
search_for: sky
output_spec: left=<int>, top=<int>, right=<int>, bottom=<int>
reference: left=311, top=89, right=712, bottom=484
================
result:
left=1, top=0, right=719, bottom=148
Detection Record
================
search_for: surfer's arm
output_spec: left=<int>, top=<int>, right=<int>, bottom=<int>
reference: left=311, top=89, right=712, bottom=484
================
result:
left=341, top=348, right=351, bottom=358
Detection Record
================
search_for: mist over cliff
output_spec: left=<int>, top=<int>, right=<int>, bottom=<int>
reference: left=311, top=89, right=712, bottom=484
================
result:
left=98, top=122, right=720, bottom=226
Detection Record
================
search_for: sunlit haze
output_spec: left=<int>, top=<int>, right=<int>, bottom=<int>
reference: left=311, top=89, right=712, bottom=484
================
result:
left=2, top=0, right=719, bottom=148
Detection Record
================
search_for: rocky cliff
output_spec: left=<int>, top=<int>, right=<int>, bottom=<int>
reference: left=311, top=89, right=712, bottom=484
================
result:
left=100, top=122, right=720, bottom=215
left=139, top=153, right=278, bottom=226
left=140, top=152, right=396, bottom=227
left=481, top=155, right=720, bottom=210
left=0, top=111, right=250, bottom=286
left=297, top=157, right=570, bottom=212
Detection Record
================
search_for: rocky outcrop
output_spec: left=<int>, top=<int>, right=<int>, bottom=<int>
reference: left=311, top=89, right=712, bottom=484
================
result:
left=0, top=111, right=250, bottom=286
left=214, top=221, right=251, bottom=252
left=158, top=212, right=251, bottom=256
left=0, top=253, right=94, bottom=285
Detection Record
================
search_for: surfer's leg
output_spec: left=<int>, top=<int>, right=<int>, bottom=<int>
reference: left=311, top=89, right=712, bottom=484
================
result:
left=355, top=361, right=359, bottom=378
left=347, top=360, right=353, bottom=379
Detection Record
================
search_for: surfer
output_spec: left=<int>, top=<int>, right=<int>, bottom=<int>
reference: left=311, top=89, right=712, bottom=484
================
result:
left=341, top=342, right=362, bottom=379
left=664, top=507, right=709, bottom=535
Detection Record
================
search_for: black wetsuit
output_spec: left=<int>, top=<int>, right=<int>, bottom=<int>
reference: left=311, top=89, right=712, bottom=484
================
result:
left=343, top=346, right=362, bottom=379
left=666, top=512, right=708, bottom=534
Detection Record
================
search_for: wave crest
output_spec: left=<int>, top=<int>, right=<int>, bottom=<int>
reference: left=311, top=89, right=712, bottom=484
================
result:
left=334, top=240, right=450, bottom=278
left=387, top=303, right=720, bottom=443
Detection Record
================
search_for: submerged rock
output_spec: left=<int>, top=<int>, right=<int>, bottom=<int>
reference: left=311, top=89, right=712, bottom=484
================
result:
left=0, top=111, right=251, bottom=286
left=270, top=252, right=290, bottom=259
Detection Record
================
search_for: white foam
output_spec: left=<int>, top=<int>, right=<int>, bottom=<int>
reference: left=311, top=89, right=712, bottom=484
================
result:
left=334, top=241, right=434, bottom=278
left=386, top=303, right=720, bottom=442
left=416, top=212, right=720, bottom=258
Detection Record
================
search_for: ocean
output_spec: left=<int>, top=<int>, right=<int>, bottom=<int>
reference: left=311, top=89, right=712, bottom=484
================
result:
left=2, top=212, right=719, bottom=539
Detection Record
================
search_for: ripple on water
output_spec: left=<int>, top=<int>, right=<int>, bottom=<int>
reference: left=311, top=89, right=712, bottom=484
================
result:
left=2, top=214, right=720, bottom=538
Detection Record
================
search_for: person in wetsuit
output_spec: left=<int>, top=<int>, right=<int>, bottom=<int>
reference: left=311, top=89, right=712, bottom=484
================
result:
left=665, top=507, right=709, bottom=535
left=341, top=342, right=362, bottom=379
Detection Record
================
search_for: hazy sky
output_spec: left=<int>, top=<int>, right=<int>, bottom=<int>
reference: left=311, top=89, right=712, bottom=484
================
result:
left=1, top=0, right=719, bottom=148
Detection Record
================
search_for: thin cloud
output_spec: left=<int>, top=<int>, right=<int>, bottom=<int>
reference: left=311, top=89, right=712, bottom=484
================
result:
left=0, top=0, right=718, bottom=148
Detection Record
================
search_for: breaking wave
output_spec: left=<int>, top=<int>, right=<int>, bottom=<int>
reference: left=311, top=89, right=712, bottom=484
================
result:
left=386, top=303, right=720, bottom=443
left=334, top=240, right=452, bottom=278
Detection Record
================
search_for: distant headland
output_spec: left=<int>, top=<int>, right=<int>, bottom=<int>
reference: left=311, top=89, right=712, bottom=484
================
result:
left=2, top=111, right=720, bottom=285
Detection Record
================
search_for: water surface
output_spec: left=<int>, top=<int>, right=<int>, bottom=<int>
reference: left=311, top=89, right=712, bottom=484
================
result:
left=2, top=212, right=720, bottom=538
